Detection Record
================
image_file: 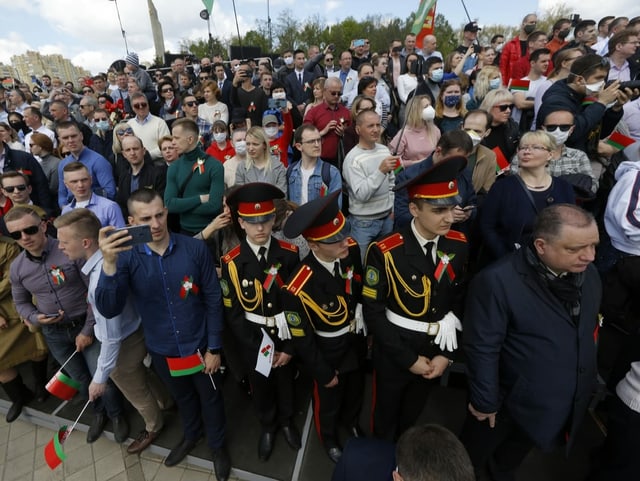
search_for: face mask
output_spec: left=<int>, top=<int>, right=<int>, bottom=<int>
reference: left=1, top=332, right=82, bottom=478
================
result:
left=234, top=140, right=247, bottom=155
left=430, top=68, right=444, bottom=83
left=422, top=105, right=436, bottom=121
left=443, top=95, right=460, bottom=108
left=489, top=78, right=501, bottom=90
left=264, top=126, right=279, bottom=138
left=523, top=24, right=536, bottom=35
left=545, top=127, right=570, bottom=146
left=464, top=130, right=483, bottom=147
left=213, top=132, right=227, bottom=143
left=585, top=80, right=604, bottom=94
left=558, top=29, right=570, bottom=39
left=95, top=120, right=110, bottom=131
left=272, top=91, right=286, bottom=100
left=495, top=43, right=504, bottom=52
left=284, top=57, right=294, bottom=66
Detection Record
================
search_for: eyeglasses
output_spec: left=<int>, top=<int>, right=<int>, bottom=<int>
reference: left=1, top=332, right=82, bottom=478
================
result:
left=8, top=224, right=39, bottom=240
left=325, top=58, right=334, bottom=62
left=328, top=91, right=342, bottom=96
left=300, top=137, right=322, bottom=145
left=544, top=124, right=573, bottom=132
left=82, top=90, right=93, bottom=94
left=161, top=88, right=173, bottom=93
left=79, top=104, right=91, bottom=108
left=199, top=76, right=209, bottom=80
left=116, top=127, right=134, bottom=136
left=98, top=99, right=107, bottom=104
left=3, top=184, right=28, bottom=193
left=184, top=101, right=198, bottom=107
left=132, top=102, right=148, bottom=109
left=518, top=145, right=550, bottom=152
left=495, top=103, right=515, bottom=112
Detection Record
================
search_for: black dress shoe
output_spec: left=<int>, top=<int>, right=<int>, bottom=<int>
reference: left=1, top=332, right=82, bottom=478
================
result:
left=165, top=438, right=198, bottom=467
left=326, top=445, right=343, bottom=464
left=258, top=431, right=275, bottom=461
left=348, top=424, right=365, bottom=438
left=112, top=415, right=130, bottom=443
left=212, top=445, right=231, bottom=481
left=281, top=424, right=301, bottom=450
left=87, top=413, right=108, bottom=443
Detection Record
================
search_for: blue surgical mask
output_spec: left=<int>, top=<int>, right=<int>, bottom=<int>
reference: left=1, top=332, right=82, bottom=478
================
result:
left=489, top=78, right=501, bottom=90
left=430, top=68, right=444, bottom=83
left=95, top=120, right=110, bottom=131
left=443, top=95, right=460, bottom=108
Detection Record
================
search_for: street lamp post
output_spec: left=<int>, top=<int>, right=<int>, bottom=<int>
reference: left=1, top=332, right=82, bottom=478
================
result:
left=109, top=0, right=129, bottom=54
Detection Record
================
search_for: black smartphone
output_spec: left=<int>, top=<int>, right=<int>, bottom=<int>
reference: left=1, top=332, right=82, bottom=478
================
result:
left=107, top=224, right=152, bottom=247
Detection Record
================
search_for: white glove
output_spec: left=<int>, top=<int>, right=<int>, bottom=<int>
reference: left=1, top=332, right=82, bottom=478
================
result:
left=354, top=303, right=367, bottom=336
left=275, top=312, right=291, bottom=340
left=434, top=311, right=462, bottom=352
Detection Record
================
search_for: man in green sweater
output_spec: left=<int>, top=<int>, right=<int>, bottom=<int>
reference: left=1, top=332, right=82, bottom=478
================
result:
left=165, top=118, right=224, bottom=235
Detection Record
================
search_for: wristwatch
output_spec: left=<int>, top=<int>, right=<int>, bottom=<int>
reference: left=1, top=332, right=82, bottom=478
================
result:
left=207, top=348, right=221, bottom=355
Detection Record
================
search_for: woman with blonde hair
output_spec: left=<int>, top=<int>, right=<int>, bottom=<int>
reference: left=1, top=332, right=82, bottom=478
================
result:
left=390, top=95, right=441, bottom=167
left=467, top=65, right=502, bottom=110
left=480, top=88, right=520, bottom=161
left=198, top=80, right=229, bottom=125
left=304, top=77, right=325, bottom=117
left=235, top=127, right=286, bottom=193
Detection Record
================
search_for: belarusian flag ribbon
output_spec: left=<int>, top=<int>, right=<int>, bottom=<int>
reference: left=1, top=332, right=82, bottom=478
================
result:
left=342, top=266, right=355, bottom=294
left=49, top=266, right=66, bottom=285
left=166, top=353, right=205, bottom=376
left=263, top=263, right=283, bottom=292
left=320, top=182, right=328, bottom=197
left=393, top=158, right=403, bottom=174
left=192, top=158, right=205, bottom=174
left=434, top=250, right=456, bottom=282
left=179, top=275, right=200, bottom=299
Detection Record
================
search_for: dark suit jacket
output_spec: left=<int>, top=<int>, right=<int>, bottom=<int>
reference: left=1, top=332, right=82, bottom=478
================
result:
left=115, top=161, right=167, bottom=218
left=284, top=70, right=315, bottom=106
left=219, top=79, right=233, bottom=108
left=464, top=247, right=601, bottom=450
left=331, top=437, right=395, bottom=481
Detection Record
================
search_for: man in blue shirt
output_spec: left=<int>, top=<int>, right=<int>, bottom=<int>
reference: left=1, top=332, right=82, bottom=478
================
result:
left=56, top=121, right=116, bottom=207
left=95, top=189, right=231, bottom=481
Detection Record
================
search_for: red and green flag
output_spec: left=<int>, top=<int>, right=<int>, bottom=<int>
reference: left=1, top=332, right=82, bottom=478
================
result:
left=605, top=132, right=636, bottom=150
left=263, top=263, right=283, bottom=292
left=492, top=146, right=510, bottom=173
left=508, top=78, right=530, bottom=92
left=166, top=353, right=204, bottom=376
left=44, top=426, right=68, bottom=469
left=411, top=0, right=437, bottom=49
left=45, top=371, right=81, bottom=401
left=393, top=157, right=404, bottom=174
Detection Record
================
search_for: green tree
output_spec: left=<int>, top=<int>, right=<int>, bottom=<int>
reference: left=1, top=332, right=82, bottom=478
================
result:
left=179, top=37, right=228, bottom=60
left=243, top=30, right=271, bottom=54
left=434, top=13, right=458, bottom=57
left=273, top=10, right=302, bottom=51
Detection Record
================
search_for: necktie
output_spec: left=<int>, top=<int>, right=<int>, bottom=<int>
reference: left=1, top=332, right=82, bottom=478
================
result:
left=298, top=72, right=303, bottom=86
left=424, top=242, right=436, bottom=272
left=333, top=261, right=341, bottom=281
left=219, top=81, right=223, bottom=90
left=258, top=246, right=267, bottom=272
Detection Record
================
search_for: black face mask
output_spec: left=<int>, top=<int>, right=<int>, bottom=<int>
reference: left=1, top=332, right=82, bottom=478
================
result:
left=558, top=29, right=570, bottom=39
left=523, top=24, right=536, bottom=35
left=10, top=121, right=25, bottom=131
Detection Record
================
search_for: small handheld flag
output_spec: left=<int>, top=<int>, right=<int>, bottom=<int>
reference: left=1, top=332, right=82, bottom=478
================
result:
left=255, top=328, right=274, bottom=378
left=605, top=132, right=635, bottom=151
left=166, top=353, right=205, bottom=376
left=44, top=400, right=91, bottom=469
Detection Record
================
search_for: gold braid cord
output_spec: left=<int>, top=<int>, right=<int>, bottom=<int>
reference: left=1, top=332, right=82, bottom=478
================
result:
left=383, top=251, right=430, bottom=317
left=297, top=291, right=350, bottom=328
left=228, top=260, right=263, bottom=311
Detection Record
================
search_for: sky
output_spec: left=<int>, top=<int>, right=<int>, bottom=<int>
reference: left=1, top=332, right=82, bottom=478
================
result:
left=0, top=0, right=636, bottom=75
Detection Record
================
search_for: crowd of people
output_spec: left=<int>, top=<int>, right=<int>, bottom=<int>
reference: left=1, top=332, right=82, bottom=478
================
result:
left=1, top=10, right=640, bottom=481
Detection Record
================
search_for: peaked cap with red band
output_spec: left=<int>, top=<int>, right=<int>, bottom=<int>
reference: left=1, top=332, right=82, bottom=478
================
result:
left=283, top=191, right=348, bottom=243
left=226, top=182, right=285, bottom=224
left=394, top=155, right=467, bottom=206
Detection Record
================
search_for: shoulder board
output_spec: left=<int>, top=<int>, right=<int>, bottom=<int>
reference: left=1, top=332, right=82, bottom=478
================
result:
left=222, top=245, right=241, bottom=264
left=347, top=237, right=358, bottom=247
left=445, top=230, right=467, bottom=243
left=376, top=233, right=404, bottom=253
left=277, top=239, right=298, bottom=253
left=286, top=265, right=313, bottom=296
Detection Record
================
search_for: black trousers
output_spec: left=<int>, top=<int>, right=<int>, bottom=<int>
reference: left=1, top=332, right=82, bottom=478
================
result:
left=312, top=368, right=364, bottom=447
left=459, top=410, right=534, bottom=481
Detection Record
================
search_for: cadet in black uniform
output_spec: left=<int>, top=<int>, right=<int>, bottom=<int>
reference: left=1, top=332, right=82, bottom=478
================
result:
left=220, top=183, right=302, bottom=461
left=363, top=156, right=469, bottom=441
left=281, top=192, right=367, bottom=464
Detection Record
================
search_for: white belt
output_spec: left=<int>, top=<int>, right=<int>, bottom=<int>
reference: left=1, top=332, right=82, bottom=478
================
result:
left=385, top=309, right=439, bottom=336
left=315, top=324, right=351, bottom=338
left=244, top=312, right=291, bottom=340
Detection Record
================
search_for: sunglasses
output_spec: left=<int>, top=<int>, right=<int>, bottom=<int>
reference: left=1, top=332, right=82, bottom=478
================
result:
left=184, top=101, right=198, bottom=107
left=3, top=184, right=28, bottom=193
left=98, top=99, right=107, bottom=103
left=133, top=102, right=148, bottom=109
left=495, top=103, right=515, bottom=112
left=328, top=91, right=342, bottom=96
left=544, top=124, right=572, bottom=132
left=116, top=127, right=134, bottom=136
left=161, top=88, right=173, bottom=93
left=8, top=224, right=39, bottom=240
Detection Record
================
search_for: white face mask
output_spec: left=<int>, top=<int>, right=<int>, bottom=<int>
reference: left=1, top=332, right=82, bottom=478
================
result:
left=272, top=91, right=287, bottom=100
left=495, top=43, right=504, bottom=52
left=234, top=140, right=247, bottom=155
left=421, top=105, right=436, bottom=121
left=545, top=127, right=570, bottom=146
left=464, top=129, right=482, bottom=147
left=284, top=57, right=294, bottom=66
left=585, top=80, right=604, bottom=94
left=264, top=126, right=279, bottom=138
left=213, top=132, right=227, bottom=143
